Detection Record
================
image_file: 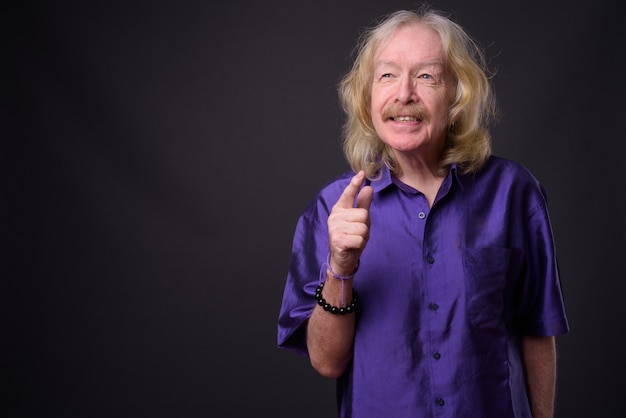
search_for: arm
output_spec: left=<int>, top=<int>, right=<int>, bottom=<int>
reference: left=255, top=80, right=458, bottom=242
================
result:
left=522, top=335, right=557, bottom=418
left=306, top=171, right=372, bottom=379
left=307, top=273, right=356, bottom=378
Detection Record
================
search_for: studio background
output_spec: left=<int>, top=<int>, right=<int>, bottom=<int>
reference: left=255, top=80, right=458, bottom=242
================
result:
left=5, top=0, right=624, bottom=417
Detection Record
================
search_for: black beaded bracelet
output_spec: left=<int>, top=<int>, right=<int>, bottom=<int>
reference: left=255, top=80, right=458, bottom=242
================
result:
left=314, top=282, right=359, bottom=315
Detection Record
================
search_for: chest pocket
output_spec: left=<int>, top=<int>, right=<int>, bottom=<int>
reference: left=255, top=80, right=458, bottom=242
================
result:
left=464, top=247, right=522, bottom=331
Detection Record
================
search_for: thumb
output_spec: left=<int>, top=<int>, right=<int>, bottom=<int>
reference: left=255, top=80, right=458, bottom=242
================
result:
left=356, top=185, right=373, bottom=210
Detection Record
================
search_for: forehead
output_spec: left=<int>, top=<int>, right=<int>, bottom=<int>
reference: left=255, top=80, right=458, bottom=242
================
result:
left=374, top=23, right=445, bottom=65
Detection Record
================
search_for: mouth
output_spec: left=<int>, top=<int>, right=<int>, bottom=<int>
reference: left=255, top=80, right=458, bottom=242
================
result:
left=389, top=115, right=421, bottom=122
left=382, top=104, right=428, bottom=123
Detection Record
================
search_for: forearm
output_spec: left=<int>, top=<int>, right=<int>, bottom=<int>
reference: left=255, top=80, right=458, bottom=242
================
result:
left=522, top=335, right=557, bottom=418
left=306, top=274, right=356, bottom=379
left=307, top=171, right=371, bottom=379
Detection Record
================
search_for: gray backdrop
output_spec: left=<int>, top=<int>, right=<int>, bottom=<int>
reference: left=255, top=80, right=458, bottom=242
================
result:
left=5, top=0, right=625, bottom=416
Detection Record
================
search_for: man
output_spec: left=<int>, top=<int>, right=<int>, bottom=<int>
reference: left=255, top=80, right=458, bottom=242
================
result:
left=277, top=7, right=569, bottom=418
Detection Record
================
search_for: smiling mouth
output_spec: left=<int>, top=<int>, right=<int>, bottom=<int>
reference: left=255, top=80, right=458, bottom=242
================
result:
left=383, top=104, right=429, bottom=123
left=390, top=116, right=421, bottom=122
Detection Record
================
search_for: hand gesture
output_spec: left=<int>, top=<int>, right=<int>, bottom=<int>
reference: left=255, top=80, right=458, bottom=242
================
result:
left=327, top=171, right=373, bottom=277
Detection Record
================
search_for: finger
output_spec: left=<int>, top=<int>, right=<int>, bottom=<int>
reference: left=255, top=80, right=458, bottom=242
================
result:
left=335, top=171, right=366, bottom=209
left=356, top=185, right=373, bottom=211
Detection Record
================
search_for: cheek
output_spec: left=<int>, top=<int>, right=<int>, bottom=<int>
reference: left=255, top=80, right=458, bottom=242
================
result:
left=370, top=83, right=392, bottom=107
left=426, top=93, right=451, bottom=118
left=370, top=88, right=382, bottom=109
left=370, top=96, right=385, bottom=122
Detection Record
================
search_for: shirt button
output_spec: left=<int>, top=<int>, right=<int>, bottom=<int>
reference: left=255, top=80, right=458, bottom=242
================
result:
left=429, top=303, right=439, bottom=311
left=426, top=255, right=435, bottom=264
left=436, top=398, right=445, bottom=406
left=418, top=211, right=426, bottom=219
left=433, top=352, right=441, bottom=360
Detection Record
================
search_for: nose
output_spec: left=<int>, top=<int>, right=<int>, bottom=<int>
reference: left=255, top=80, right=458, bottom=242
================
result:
left=395, top=75, right=418, bottom=104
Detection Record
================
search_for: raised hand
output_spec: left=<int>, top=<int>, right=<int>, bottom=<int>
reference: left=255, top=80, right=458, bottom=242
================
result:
left=327, top=171, right=373, bottom=277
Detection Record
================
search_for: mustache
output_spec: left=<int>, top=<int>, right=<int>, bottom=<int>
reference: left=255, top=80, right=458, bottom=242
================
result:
left=381, top=103, right=430, bottom=121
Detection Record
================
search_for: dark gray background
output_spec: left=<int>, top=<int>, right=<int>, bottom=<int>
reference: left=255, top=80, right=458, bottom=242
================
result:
left=5, top=0, right=624, bottom=416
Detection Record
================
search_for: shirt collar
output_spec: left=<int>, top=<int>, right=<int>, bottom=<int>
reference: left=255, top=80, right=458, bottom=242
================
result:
left=368, top=165, right=393, bottom=193
left=449, top=164, right=464, bottom=191
left=368, top=163, right=463, bottom=193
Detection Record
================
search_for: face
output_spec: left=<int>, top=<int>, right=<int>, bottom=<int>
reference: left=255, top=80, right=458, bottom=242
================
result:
left=370, top=23, right=452, bottom=159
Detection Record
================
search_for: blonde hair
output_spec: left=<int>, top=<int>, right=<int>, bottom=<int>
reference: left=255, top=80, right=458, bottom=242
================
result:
left=338, top=7, right=496, bottom=178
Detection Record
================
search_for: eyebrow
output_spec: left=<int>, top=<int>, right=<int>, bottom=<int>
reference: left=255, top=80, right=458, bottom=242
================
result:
left=374, top=60, right=445, bottom=69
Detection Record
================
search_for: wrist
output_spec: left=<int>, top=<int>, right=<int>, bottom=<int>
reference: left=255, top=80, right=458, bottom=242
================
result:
left=327, top=254, right=359, bottom=280
left=315, top=282, right=359, bottom=315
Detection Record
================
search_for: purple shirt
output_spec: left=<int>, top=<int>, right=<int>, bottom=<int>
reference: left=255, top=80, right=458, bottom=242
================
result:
left=277, top=156, right=569, bottom=417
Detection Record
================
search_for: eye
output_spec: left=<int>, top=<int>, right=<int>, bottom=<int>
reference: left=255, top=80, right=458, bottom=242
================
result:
left=416, top=72, right=439, bottom=85
left=380, top=73, right=393, bottom=79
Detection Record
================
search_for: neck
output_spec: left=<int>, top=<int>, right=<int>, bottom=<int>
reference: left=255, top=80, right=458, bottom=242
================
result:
left=395, top=154, right=446, bottom=208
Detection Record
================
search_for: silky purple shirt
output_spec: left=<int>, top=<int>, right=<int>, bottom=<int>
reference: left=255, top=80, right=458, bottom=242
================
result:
left=277, top=156, right=569, bottom=417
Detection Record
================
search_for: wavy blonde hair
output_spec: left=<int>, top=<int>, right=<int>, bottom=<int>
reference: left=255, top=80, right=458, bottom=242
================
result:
left=338, top=7, right=496, bottom=178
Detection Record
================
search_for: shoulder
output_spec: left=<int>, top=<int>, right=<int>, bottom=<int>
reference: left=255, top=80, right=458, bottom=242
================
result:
left=473, top=156, right=545, bottom=193
left=480, top=156, right=539, bottom=183
left=460, top=156, right=549, bottom=208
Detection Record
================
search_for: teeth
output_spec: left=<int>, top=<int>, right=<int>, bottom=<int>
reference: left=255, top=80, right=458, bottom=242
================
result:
left=394, top=116, right=418, bottom=122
